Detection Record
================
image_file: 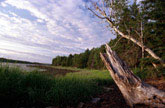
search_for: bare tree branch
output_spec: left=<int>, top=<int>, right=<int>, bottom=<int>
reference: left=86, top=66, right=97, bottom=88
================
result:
left=111, top=36, right=123, bottom=48
left=88, top=7, right=106, bottom=19
left=134, top=30, right=141, bottom=37
left=88, top=2, right=163, bottom=62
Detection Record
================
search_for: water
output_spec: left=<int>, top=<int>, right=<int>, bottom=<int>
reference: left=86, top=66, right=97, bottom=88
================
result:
left=0, top=62, right=46, bottom=72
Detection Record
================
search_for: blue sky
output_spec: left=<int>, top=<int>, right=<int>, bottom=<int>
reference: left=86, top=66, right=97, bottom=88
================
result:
left=0, top=0, right=115, bottom=63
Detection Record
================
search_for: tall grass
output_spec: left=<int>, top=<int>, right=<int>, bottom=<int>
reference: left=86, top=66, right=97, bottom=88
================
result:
left=0, top=66, right=112, bottom=107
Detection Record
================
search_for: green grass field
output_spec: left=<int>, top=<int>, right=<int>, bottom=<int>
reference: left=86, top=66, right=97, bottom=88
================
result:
left=0, top=65, right=113, bottom=107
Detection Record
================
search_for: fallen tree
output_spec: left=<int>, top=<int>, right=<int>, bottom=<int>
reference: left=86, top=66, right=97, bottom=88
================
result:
left=100, top=44, right=165, bottom=107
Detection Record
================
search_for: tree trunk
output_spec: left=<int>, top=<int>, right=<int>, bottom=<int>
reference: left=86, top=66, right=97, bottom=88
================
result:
left=100, top=44, right=165, bottom=107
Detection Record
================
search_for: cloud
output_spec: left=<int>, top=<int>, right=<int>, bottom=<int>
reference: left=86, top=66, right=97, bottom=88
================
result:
left=0, top=0, right=115, bottom=63
left=0, top=48, right=52, bottom=63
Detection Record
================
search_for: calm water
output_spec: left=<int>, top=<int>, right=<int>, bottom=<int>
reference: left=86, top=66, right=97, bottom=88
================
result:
left=0, top=63, right=46, bottom=72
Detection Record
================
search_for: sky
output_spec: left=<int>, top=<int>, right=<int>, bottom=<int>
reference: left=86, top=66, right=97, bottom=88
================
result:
left=0, top=0, right=115, bottom=63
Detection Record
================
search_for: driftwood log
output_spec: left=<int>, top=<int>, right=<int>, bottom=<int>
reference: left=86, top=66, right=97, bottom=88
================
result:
left=100, top=44, right=165, bottom=107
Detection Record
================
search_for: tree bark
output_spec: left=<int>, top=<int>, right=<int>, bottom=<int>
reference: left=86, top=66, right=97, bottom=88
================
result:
left=100, top=44, right=165, bottom=107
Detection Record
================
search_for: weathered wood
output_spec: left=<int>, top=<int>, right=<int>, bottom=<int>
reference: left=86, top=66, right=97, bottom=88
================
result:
left=100, top=44, right=165, bottom=107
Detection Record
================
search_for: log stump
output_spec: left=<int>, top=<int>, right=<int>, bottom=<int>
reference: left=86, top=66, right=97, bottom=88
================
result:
left=100, top=44, right=165, bottom=107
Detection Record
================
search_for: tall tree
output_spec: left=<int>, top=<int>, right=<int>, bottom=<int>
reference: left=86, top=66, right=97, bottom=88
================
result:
left=141, top=0, right=165, bottom=61
left=88, top=0, right=163, bottom=63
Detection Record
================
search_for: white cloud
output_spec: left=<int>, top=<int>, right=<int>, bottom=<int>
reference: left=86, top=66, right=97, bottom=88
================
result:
left=0, top=2, right=7, bottom=7
left=0, top=0, right=115, bottom=63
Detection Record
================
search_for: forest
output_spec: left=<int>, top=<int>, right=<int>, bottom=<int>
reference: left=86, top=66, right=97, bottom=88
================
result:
left=52, top=0, right=165, bottom=77
left=0, top=0, right=164, bottom=107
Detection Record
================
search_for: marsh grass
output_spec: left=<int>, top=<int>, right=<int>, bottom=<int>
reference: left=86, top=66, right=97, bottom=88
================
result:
left=0, top=66, right=112, bottom=107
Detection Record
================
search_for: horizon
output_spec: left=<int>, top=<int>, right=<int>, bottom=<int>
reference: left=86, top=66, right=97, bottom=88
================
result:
left=0, top=0, right=115, bottom=63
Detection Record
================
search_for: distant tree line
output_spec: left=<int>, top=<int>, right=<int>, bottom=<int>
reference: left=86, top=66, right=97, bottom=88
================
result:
left=0, top=58, right=41, bottom=64
left=52, top=0, right=165, bottom=70
left=52, top=45, right=106, bottom=69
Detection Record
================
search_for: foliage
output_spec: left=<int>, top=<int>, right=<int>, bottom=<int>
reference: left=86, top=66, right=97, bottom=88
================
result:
left=133, top=65, right=165, bottom=80
left=52, top=47, right=106, bottom=69
left=141, top=0, right=165, bottom=60
left=0, top=66, right=112, bottom=107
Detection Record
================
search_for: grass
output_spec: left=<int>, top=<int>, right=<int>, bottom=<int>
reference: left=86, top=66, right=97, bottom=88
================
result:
left=0, top=65, right=113, bottom=108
